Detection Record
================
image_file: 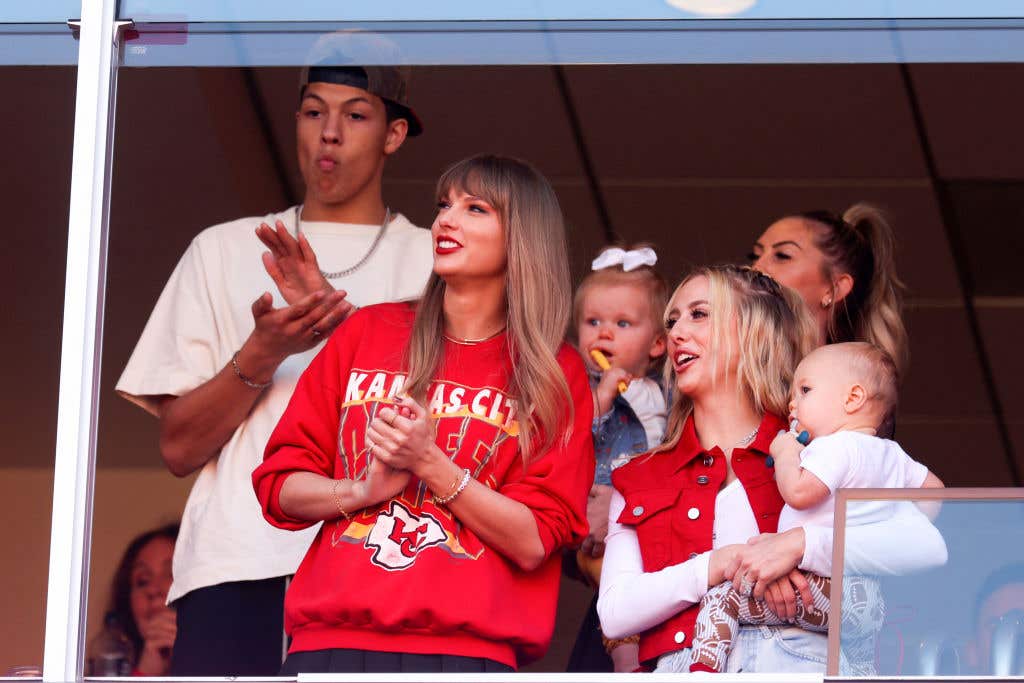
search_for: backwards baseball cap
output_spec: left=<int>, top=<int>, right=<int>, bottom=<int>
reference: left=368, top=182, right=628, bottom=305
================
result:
left=299, top=32, right=422, bottom=136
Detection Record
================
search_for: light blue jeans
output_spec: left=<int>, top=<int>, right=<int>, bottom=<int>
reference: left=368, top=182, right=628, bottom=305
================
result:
left=655, top=625, right=828, bottom=673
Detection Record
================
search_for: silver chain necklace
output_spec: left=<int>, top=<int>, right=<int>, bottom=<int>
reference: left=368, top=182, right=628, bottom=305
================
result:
left=296, top=205, right=391, bottom=279
left=735, top=425, right=759, bottom=448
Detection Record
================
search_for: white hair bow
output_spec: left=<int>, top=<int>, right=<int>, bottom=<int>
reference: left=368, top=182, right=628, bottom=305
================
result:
left=591, top=247, right=658, bottom=272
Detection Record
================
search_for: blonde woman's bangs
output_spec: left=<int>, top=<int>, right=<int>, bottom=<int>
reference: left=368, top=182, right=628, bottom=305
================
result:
left=436, top=158, right=509, bottom=220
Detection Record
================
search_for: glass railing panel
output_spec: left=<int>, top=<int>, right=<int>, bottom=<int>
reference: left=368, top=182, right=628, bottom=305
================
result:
left=833, top=491, right=1024, bottom=677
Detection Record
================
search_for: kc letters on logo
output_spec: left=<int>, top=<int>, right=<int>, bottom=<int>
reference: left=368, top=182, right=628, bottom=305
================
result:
left=365, top=501, right=447, bottom=570
left=340, top=370, right=521, bottom=569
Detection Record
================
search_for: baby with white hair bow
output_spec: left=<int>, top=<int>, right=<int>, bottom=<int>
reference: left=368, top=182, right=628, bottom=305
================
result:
left=590, top=247, right=658, bottom=273
left=568, top=245, right=669, bottom=673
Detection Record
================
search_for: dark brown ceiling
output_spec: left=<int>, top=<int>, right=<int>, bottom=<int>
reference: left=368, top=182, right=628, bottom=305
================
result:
left=2, top=62, right=1023, bottom=487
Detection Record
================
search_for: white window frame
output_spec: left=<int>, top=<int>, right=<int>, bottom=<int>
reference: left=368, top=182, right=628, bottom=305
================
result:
left=36, top=5, right=1022, bottom=683
left=43, top=0, right=120, bottom=680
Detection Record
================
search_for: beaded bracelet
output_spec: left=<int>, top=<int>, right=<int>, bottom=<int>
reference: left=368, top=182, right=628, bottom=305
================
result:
left=331, top=479, right=352, bottom=521
left=433, top=468, right=471, bottom=506
left=231, top=351, right=272, bottom=390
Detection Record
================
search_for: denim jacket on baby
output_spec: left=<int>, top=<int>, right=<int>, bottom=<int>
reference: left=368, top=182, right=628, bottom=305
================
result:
left=591, top=374, right=651, bottom=486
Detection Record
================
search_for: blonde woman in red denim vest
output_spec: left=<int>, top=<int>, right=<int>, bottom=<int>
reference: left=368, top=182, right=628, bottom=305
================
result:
left=597, top=265, right=817, bottom=672
left=598, top=264, right=946, bottom=674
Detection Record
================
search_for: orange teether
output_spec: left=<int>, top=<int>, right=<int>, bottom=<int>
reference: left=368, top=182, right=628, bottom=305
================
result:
left=589, top=349, right=628, bottom=394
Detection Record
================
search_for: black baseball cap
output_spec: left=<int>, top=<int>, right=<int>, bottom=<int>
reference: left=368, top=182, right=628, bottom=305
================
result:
left=299, top=64, right=423, bottom=137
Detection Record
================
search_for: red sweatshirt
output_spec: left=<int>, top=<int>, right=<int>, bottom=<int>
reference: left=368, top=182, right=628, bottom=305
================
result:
left=252, top=303, right=594, bottom=669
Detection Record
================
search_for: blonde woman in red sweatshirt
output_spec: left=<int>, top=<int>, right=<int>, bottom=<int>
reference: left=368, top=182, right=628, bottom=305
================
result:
left=253, top=154, right=594, bottom=673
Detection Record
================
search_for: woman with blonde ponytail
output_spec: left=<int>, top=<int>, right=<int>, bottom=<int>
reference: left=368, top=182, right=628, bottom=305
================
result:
left=749, top=203, right=908, bottom=376
left=253, top=154, right=594, bottom=673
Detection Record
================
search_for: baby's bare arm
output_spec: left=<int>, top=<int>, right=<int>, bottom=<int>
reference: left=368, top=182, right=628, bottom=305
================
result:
left=770, top=431, right=830, bottom=510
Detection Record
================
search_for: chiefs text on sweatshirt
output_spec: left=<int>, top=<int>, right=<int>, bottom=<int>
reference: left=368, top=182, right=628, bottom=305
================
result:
left=252, top=303, right=595, bottom=668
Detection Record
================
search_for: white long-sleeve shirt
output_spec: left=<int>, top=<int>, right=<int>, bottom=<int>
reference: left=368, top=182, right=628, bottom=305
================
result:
left=801, top=500, right=948, bottom=577
left=598, top=484, right=758, bottom=638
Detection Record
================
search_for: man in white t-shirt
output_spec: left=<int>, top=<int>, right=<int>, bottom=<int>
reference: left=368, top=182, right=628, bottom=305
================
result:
left=116, top=64, right=434, bottom=676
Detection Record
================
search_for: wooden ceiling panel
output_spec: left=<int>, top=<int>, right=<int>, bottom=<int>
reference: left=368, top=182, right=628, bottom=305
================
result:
left=599, top=184, right=960, bottom=299
left=565, top=64, right=927, bottom=180
left=895, top=419, right=1011, bottom=486
left=909, top=64, right=1024, bottom=180
left=977, top=307, right=1024, bottom=417
left=901, top=307, right=992, bottom=417
left=383, top=66, right=585, bottom=181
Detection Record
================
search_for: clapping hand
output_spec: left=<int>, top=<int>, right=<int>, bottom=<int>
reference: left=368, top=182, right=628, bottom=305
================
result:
left=256, top=219, right=357, bottom=334
left=350, top=402, right=420, bottom=508
left=256, top=219, right=335, bottom=303
left=352, top=452, right=412, bottom=508
left=248, top=288, right=351, bottom=365
left=365, top=398, right=436, bottom=476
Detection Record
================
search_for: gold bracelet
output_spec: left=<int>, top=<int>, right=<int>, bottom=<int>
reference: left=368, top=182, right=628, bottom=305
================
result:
left=602, top=633, right=640, bottom=654
left=434, top=468, right=463, bottom=501
left=433, top=468, right=471, bottom=506
left=331, top=479, right=352, bottom=521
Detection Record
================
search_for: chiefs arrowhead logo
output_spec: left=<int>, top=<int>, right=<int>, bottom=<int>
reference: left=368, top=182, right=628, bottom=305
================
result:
left=365, top=500, right=446, bottom=570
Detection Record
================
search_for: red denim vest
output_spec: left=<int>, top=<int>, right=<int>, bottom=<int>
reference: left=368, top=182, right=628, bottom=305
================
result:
left=611, top=412, right=787, bottom=665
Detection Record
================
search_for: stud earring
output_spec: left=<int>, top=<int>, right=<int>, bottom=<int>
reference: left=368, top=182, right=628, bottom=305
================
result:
left=821, top=297, right=832, bottom=309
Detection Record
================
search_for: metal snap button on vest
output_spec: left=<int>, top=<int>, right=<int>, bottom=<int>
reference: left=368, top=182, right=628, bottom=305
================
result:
left=703, top=456, right=714, bottom=467
left=674, top=631, right=686, bottom=644
left=632, top=505, right=645, bottom=516
left=689, top=552, right=699, bottom=559
left=765, top=456, right=775, bottom=468
left=687, top=507, right=700, bottom=520
left=697, top=475, right=710, bottom=485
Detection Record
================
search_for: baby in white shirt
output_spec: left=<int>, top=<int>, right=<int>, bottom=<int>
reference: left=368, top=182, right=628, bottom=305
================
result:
left=688, top=341, right=944, bottom=673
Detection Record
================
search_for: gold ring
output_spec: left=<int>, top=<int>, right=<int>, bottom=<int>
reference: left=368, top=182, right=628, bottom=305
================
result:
left=387, top=412, right=397, bottom=427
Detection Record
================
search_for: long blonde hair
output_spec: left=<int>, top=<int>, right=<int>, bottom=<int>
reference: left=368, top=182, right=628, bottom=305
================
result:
left=404, top=154, right=573, bottom=460
left=797, top=203, right=908, bottom=377
left=657, top=265, right=817, bottom=452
